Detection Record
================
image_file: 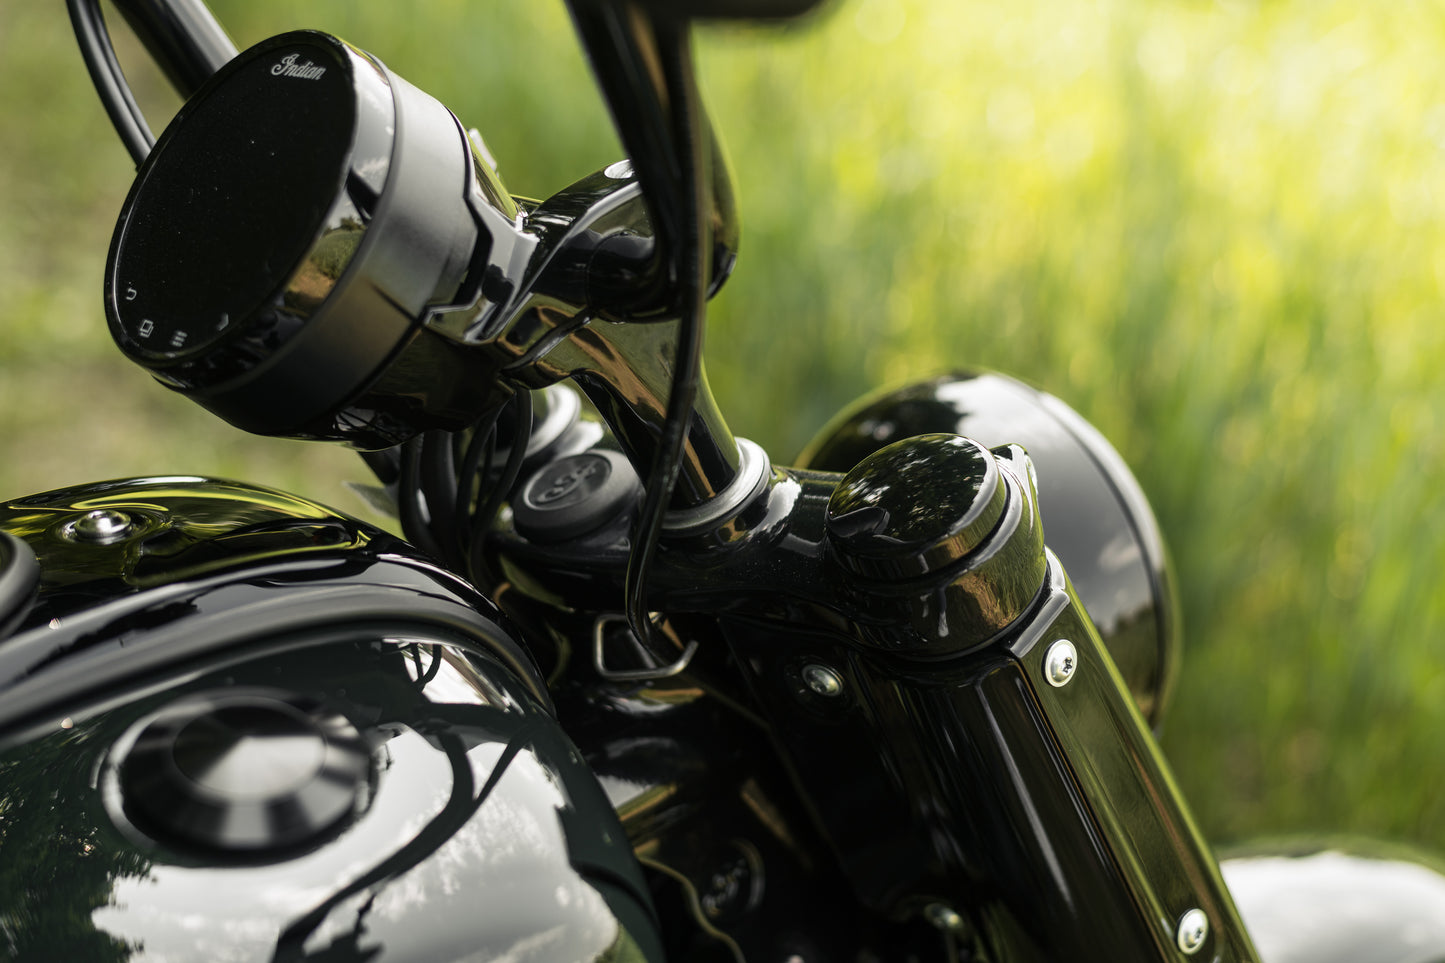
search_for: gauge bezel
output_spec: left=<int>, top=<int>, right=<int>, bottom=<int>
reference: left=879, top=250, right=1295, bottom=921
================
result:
left=103, top=30, right=486, bottom=446
left=106, top=31, right=391, bottom=380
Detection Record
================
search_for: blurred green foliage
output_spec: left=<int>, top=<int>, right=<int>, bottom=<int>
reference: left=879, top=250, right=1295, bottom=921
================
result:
left=2, top=0, right=1443, bottom=865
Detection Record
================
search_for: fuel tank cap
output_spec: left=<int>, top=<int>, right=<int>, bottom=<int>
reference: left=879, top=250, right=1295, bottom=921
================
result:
left=110, top=688, right=370, bottom=854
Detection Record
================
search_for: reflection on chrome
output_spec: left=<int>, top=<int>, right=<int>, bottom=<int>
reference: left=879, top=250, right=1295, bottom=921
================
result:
left=90, top=723, right=624, bottom=961
left=388, top=639, right=517, bottom=708
left=91, top=728, right=453, bottom=959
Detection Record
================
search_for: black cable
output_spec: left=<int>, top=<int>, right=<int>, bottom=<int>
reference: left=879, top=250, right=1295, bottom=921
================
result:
left=622, top=21, right=708, bottom=652
left=453, top=413, right=501, bottom=543
left=470, top=392, right=534, bottom=548
left=418, top=429, right=462, bottom=569
left=391, top=392, right=535, bottom=579
left=67, top=0, right=154, bottom=166
left=396, top=437, right=447, bottom=563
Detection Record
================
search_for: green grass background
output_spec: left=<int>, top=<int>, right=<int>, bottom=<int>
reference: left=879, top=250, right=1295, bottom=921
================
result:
left=3, top=0, right=1444, bottom=858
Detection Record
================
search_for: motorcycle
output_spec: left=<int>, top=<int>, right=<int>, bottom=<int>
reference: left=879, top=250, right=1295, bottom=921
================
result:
left=2, top=0, right=1444, bottom=960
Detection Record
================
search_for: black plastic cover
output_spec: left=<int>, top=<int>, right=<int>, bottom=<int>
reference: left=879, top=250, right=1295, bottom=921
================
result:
left=826, top=434, right=1008, bottom=579
left=513, top=450, right=641, bottom=542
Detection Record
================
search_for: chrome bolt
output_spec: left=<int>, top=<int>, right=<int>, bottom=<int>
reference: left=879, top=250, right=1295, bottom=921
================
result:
left=1176, top=908, right=1209, bottom=954
left=923, top=902, right=966, bottom=932
left=1044, top=639, right=1078, bottom=687
left=67, top=509, right=136, bottom=544
left=802, top=663, right=844, bottom=697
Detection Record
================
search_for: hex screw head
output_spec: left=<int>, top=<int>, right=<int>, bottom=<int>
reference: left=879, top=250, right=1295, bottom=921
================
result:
left=801, top=663, right=844, bottom=697
left=1044, top=639, right=1078, bottom=687
left=1176, top=908, right=1209, bottom=954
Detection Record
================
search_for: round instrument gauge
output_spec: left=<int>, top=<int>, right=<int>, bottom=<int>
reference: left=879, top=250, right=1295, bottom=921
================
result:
left=107, top=34, right=374, bottom=371
left=103, top=30, right=495, bottom=448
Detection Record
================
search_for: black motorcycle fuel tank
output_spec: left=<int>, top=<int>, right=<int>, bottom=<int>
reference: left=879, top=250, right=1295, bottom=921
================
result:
left=0, top=478, right=662, bottom=962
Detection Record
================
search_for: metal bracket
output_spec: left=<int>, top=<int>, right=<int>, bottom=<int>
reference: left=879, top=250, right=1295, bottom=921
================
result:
left=592, top=613, right=699, bottom=682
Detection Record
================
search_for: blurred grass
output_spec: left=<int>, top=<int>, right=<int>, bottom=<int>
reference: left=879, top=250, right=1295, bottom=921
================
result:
left=3, top=0, right=1444, bottom=857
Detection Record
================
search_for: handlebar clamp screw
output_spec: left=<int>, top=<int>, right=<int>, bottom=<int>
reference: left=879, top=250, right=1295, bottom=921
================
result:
left=1176, top=908, right=1209, bottom=954
left=1044, top=639, right=1079, bottom=688
left=801, top=663, right=844, bottom=697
